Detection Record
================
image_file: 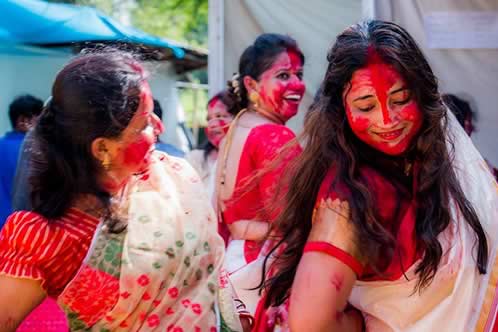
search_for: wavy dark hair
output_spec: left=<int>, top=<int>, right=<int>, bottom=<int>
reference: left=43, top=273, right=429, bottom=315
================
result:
left=263, top=20, right=488, bottom=307
left=30, top=50, right=146, bottom=220
left=227, top=33, right=305, bottom=113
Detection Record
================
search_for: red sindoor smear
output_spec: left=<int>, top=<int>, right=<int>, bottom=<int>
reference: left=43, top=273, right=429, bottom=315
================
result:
left=367, top=47, right=394, bottom=125
left=123, top=137, right=151, bottom=166
left=330, top=273, right=344, bottom=292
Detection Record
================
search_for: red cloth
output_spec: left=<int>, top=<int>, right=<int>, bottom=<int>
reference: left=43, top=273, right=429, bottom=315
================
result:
left=17, top=298, right=67, bottom=332
left=222, top=123, right=301, bottom=263
left=0, top=209, right=99, bottom=296
left=316, top=166, right=421, bottom=281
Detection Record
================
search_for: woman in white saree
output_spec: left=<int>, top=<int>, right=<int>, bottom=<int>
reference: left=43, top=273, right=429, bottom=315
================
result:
left=253, top=20, right=498, bottom=332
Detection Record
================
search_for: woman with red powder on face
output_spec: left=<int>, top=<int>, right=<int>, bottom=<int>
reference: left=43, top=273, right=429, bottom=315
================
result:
left=255, top=21, right=498, bottom=331
left=186, top=90, right=235, bottom=198
left=214, top=33, right=306, bottom=318
left=0, top=51, right=232, bottom=331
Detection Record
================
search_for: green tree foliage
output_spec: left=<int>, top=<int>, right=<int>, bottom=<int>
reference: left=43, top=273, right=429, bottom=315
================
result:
left=133, top=0, right=207, bottom=48
left=47, top=0, right=208, bottom=47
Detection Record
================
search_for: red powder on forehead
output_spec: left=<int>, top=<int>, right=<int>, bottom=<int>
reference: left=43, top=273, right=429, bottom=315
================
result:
left=287, top=49, right=302, bottom=68
left=207, top=96, right=221, bottom=109
left=366, top=47, right=391, bottom=124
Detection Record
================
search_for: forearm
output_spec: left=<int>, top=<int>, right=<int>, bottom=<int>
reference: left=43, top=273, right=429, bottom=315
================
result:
left=228, top=220, right=269, bottom=241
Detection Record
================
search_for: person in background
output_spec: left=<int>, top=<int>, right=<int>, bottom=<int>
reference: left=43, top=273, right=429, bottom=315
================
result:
left=186, top=90, right=236, bottom=197
left=442, top=93, right=498, bottom=180
left=215, top=33, right=306, bottom=319
left=152, top=99, right=185, bottom=158
left=0, top=95, right=43, bottom=228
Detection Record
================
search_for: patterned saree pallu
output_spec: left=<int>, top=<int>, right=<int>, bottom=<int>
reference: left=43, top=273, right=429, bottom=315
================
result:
left=58, top=153, right=227, bottom=331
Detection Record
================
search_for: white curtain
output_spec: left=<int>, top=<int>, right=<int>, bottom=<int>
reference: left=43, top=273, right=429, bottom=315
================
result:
left=222, top=0, right=362, bottom=130
left=374, top=0, right=498, bottom=165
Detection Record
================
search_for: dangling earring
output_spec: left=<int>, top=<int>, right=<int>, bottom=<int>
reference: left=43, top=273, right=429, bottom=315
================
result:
left=248, top=91, right=260, bottom=108
left=102, top=152, right=111, bottom=171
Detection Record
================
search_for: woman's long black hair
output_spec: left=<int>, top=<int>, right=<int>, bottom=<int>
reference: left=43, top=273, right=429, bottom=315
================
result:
left=263, top=20, right=488, bottom=307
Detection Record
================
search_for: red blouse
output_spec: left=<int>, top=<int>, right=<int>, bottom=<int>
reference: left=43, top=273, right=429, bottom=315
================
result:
left=222, top=123, right=301, bottom=262
left=316, top=166, right=421, bottom=281
left=0, top=209, right=100, bottom=297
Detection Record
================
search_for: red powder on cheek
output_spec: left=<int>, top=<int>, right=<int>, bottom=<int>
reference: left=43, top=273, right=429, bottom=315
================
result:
left=260, top=83, right=286, bottom=112
left=123, top=136, right=152, bottom=166
left=346, top=105, right=370, bottom=133
left=400, top=102, right=420, bottom=122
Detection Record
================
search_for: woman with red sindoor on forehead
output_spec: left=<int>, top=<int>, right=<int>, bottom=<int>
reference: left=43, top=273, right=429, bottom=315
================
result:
left=214, top=33, right=306, bottom=320
left=256, top=20, right=498, bottom=331
left=0, top=51, right=236, bottom=331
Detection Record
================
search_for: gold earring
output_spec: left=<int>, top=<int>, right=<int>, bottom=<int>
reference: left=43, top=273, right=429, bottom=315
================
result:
left=248, top=91, right=260, bottom=107
left=102, top=152, right=111, bottom=171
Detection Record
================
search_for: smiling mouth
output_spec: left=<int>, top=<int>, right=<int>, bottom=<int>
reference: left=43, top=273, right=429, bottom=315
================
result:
left=283, top=94, right=302, bottom=103
left=374, top=128, right=405, bottom=140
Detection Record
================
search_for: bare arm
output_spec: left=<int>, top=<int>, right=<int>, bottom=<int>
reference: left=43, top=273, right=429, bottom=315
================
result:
left=228, top=219, right=269, bottom=241
left=289, top=252, right=363, bottom=332
left=289, top=198, right=365, bottom=332
left=0, top=275, right=46, bottom=332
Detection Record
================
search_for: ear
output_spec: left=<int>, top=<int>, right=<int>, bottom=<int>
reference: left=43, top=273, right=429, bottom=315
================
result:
left=91, top=137, right=111, bottom=162
left=243, top=75, right=259, bottom=95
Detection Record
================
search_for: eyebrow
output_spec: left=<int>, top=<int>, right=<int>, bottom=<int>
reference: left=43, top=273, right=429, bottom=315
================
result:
left=389, top=87, right=408, bottom=95
left=353, top=94, right=375, bottom=102
left=352, top=86, right=408, bottom=102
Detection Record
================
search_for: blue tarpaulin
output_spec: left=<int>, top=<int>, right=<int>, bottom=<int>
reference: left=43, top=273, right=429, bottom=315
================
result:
left=0, top=0, right=185, bottom=58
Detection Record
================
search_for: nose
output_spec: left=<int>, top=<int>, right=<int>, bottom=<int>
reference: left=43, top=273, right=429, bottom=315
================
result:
left=379, top=103, right=401, bottom=126
left=151, top=114, right=164, bottom=136
left=290, top=75, right=306, bottom=93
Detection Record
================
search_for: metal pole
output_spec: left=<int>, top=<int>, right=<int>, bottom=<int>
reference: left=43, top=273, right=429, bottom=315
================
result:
left=208, top=0, right=224, bottom=98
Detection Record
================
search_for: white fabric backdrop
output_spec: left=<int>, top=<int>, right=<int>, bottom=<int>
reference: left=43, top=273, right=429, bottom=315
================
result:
left=219, top=0, right=497, bottom=164
left=374, top=0, right=498, bottom=164
left=222, top=0, right=362, bottom=130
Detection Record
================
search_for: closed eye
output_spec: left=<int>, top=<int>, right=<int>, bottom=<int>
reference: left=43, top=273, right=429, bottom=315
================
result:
left=393, top=98, right=411, bottom=106
left=358, top=105, right=375, bottom=112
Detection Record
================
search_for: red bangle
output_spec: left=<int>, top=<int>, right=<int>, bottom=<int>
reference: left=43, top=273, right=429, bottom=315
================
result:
left=304, top=241, right=363, bottom=276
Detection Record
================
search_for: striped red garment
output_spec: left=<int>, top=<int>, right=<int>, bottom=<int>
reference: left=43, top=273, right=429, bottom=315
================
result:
left=0, top=209, right=99, bottom=297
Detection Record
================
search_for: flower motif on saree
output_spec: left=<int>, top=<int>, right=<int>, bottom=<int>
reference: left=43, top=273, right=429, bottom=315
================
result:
left=60, top=264, right=119, bottom=327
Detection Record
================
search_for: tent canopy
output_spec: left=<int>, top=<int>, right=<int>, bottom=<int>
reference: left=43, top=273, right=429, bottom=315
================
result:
left=0, top=0, right=185, bottom=59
